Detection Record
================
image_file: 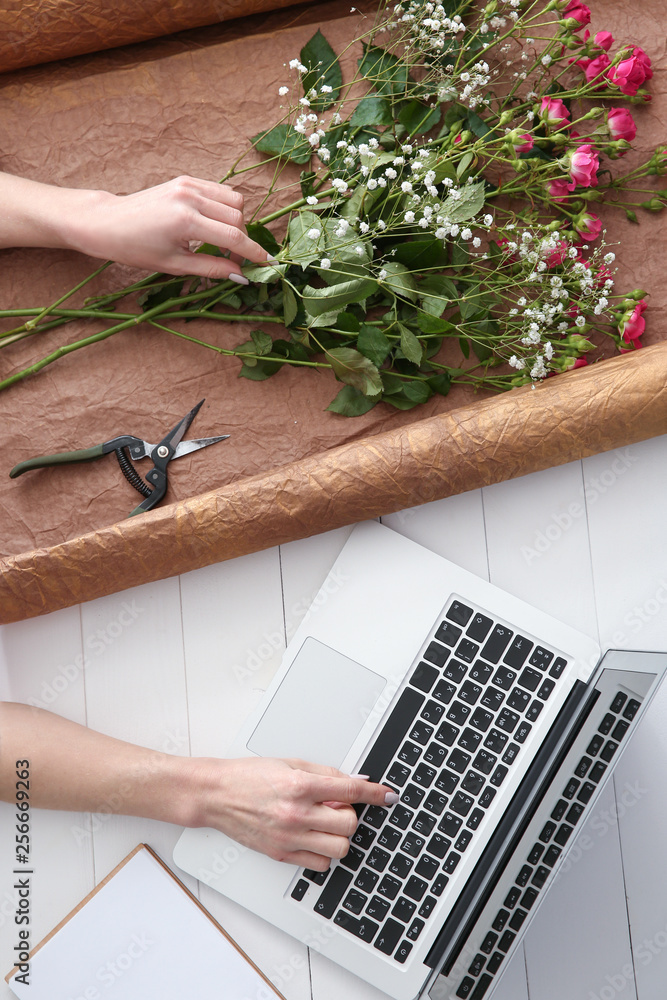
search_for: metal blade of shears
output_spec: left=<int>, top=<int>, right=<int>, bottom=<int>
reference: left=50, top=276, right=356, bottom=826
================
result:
left=158, top=398, right=207, bottom=455
left=170, top=435, right=230, bottom=459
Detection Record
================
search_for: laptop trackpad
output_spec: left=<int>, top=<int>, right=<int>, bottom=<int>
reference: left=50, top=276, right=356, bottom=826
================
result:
left=246, top=637, right=386, bottom=768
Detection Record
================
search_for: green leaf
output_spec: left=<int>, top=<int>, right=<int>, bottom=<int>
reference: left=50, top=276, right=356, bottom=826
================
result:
left=243, top=262, right=287, bottom=282
left=380, top=372, right=404, bottom=395
left=252, top=123, right=312, bottom=164
left=358, top=45, right=409, bottom=97
left=393, top=239, right=449, bottom=269
left=471, top=340, right=493, bottom=362
left=380, top=261, right=418, bottom=302
left=250, top=329, right=273, bottom=354
left=318, top=260, right=370, bottom=286
left=327, top=347, right=383, bottom=395
left=300, top=30, right=342, bottom=111
left=398, top=324, right=423, bottom=365
left=357, top=324, right=392, bottom=366
left=287, top=210, right=325, bottom=267
left=417, top=313, right=455, bottom=334
left=459, top=337, right=470, bottom=359
left=339, top=181, right=384, bottom=222
left=456, top=151, right=474, bottom=179
left=466, top=109, right=497, bottom=142
left=440, top=180, right=486, bottom=224
left=282, top=283, right=298, bottom=326
left=382, top=394, right=420, bottom=410
left=239, top=362, right=279, bottom=381
left=299, top=171, right=318, bottom=199
left=350, top=96, right=393, bottom=130
left=305, top=307, right=343, bottom=328
left=333, top=311, right=360, bottom=333
left=327, top=385, right=379, bottom=416
left=246, top=222, right=281, bottom=256
left=302, top=277, right=376, bottom=315
left=398, top=100, right=441, bottom=136
left=428, top=372, right=452, bottom=396
left=138, top=279, right=184, bottom=311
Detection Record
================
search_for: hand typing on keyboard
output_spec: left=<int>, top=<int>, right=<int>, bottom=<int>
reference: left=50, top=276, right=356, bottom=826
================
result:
left=0, top=703, right=397, bottom=872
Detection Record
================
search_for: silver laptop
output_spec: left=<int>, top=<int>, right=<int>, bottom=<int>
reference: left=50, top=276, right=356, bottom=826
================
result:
left=174, top=520, right=667, bottom=1000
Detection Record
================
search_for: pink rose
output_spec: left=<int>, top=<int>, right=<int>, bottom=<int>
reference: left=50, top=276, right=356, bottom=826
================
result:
left=594, top=264, right=614, bottom=288
left=567, top=143, right=599, bottom=187
left=575, top=211, right=602, bottom=241
left=576, top=52, right=611, bottom=86
left=544, top=240, right=569, bottom=268
left=569, top=357, right=589, bottom=369
left=539, top=96, right=570, bottom=128
left=563, top=0, right=591, bottom=28
left=548, top=178, right=574, bottom=202
left=608, top=46, right=653, bottom=96
left=607, top=107, right=636, bottom=144
left=594, top=31, right=614, bottom=51
left=619, top=299, right=647, bottom=343
left=513, top=133, right=534, bottom=153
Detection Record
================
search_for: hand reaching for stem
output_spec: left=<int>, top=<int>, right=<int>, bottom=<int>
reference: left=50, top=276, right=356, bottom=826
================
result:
left=0, top=172, right=271, bottom=281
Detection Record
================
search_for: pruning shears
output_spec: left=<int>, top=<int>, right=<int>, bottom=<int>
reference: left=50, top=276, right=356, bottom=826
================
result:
left=9, top=399, right=229, bottom=517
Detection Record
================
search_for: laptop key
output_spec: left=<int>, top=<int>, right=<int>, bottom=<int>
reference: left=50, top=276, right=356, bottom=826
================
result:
left=415, top=855, right=439, bottom=879
left=481, top=688, right=505, bottom=711
left=517, top=667, right=542, bottom=692
left=359, top=687, right=424, bottom=784
left=550, top=656, right=567, bottom=678
left=456, top=977, right=475, bottom=998
left=405, top=875, right=428, bottom=901
left=462, top=771, right=485, bottom=796
left=341, top=846, right=364, bottom=871
left=525, top=699, right=543, bottom=722
left=479, top=786, right=497, bottom=809
left=527, top=842, right=544, bottom=865
left=529, top=646, right=553, bottom=670
left=386, top=762, right=410, bottom=787
left=427, top=834, right=452, bottom=859
left=366, top=895, right=390, bottom=921
left=470, top=661, right=494, bottom=685
left=520, top=887, right=539, bottom=909
left=509, top=908, right=527, bottom=931
left=498, top=930, right=516, bottom=952
left=471, top=974, right=494, bottom=999
left=445, top=660, right=468, bottom=684
left=551, top=799, right=568, bottom=822
left=492, top=909, right=509, bottom=931
left=600, top=740, right=619, bottom=762
left=456, top=639, right=480, bottom=664
left=291, top=879, right=309, bottom=901
left=398, top=742, right=422, bottom=767
left=467, top=808, right=484, bottom=830
left=507, top=687, right=530, bottom=712
left=395, top=941, right=413, bottom=964
left=515, top=721, right=532, bottom=744
left=352, top=824, right=376, bottom=850
left=367, top=847, right=391, bottom=872
left=419, top=894, right=438, bottom=916
left=503, top=635, right=533, bottom=668
left=314, top=868, right=353, bottom=917
left=610, top=692, right=627, bottom=713
left=410, top=662, right=439, bottom=693
left=623, top=698, right=641, bottom=721
left=443, top=851, right=461, bottom=874
left=355, top=867, right=379, bottom=892
left=425, top=641, right=450, bottom=666
left=543, top=845, right=561, bottom=867
left=598, top=713, right=615, bottom=735
left=448, top=601, right=474, bottom=625
left=563, top=777, right=579, bottom=799
left=407, top=917, right=425, bottom=940
left=537, top=678, right=555, bottom=700
left=497, top=709, right=519, bottom=733
left=484, top=728, right=508, bottom=753
left=455, top=829, right=473, bottom=852
left=447, top=701, right=472, bottom=726
left=460, top=680, right=483, bottom=704
left=466, top=613, right=493, bottom=641
left=502, top=742, right=520, bottom=765
left=448, top=748, right=471, bottom=773
left=480, top=931, right=498, bottom=954
left=378, top=826, right=402, bottom=851
left=531, top=865, right=550, bottom=888
left=577, top=781, right=596, bottom=804
left=435, top=722, right=459, bottom=747
left=413, top=811, right=436, bottom=836
left=589, top=761, right=607, bottom=783
left=378, top=874, right=401, bottom=899
left=334, top=911, right=379, bottom=943
left=487, top=952, right=504, bottom=974
left=374, top=918, right=404, bottom=955
left=565, top=802, right=585, bottom=825
left=401, top=834, right=426, bottom=858
left=435, top=622, right=462, bottom=647
left=492, top=666, right=516, bottom=691
left=539, top=821, right=556, bottom=843
left=611, top=719, right=630, bottom=742
left=402, top=783, right=425, bottom=809
left=473, top=749, right=497, bottom=774
left=431, top=874, right=449, bottom=896
left=490, top=765, right=508, bottom=787
left=424, top=791, right=448, bottom=815
left=389, top=805, right=414, bottom=829
left=451, top=792, right=474, bottom=816
left=470, top=707, right=494, bottom=731
left=304, top=867, right=329, bottom=884
left=392, top=896, right=416, bottom=923
left=574, top=756, right=592, bottom=778
left=343, top=889, right=368, bottom=915
left=515, top=865, right=532, bottom=887
left=424, top=742, right=448, bottom=766
left=413, top=763, right=437, bottom=787
left=433, top=679, right=457, bottom=704
left=422, top=700, right=445, bottom=724
left=480, top=625, right=513, bottom=664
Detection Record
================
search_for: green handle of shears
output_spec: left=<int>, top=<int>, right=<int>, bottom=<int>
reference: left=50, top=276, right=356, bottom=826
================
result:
left=9, top=444, right=105, bottom=479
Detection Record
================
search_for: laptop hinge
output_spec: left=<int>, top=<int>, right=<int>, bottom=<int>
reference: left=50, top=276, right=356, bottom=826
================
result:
left=425, top=678, right=599, bottom=974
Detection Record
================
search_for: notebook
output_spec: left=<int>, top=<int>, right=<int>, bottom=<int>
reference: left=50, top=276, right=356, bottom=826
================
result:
left=173, top=519, right=667, bottom=1000
left=6, top=844, right=284, bottom=1000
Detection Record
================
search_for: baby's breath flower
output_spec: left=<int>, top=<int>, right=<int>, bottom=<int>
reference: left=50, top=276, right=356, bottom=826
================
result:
left=320, top=258, right=331, bottom=269
left=278, top=86, right=289, bottom=96
left=306, top=196, right=318, bottom=206
left=307, top=228, right=321, bottom=240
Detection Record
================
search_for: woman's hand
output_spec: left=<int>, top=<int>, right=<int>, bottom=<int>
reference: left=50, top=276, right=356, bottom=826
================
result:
left=187, top=756, right=399, bottom=871
left=0, top=172, right=271, bottom=281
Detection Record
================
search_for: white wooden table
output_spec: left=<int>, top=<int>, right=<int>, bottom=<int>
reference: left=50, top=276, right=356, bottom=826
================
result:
left=2, top=433, right=667, bottom=1000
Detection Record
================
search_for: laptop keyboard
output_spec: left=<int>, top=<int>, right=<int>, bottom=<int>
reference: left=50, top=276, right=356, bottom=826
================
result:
left=453, top=688, right=641, bottom=999
left=289, top=597, right=570, bottom=963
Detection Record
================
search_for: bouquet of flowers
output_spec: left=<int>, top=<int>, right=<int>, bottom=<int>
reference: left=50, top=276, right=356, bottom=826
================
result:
left=1, top=0, right=663, bottom=415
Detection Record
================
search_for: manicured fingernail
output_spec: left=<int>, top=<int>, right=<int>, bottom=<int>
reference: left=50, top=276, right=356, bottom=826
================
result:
left=267, top=256, right=280, bottom=265
left=230, top=273, right=250, bottom=285
left=384, top=791, right=399, bottom=805
left=350, top=773, right=370, bottom=780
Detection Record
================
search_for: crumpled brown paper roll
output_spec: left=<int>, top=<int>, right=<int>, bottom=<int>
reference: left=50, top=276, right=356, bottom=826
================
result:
left=0, top=0, right=302, bottom=73
left=1, top=343, right=666, bottom=625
